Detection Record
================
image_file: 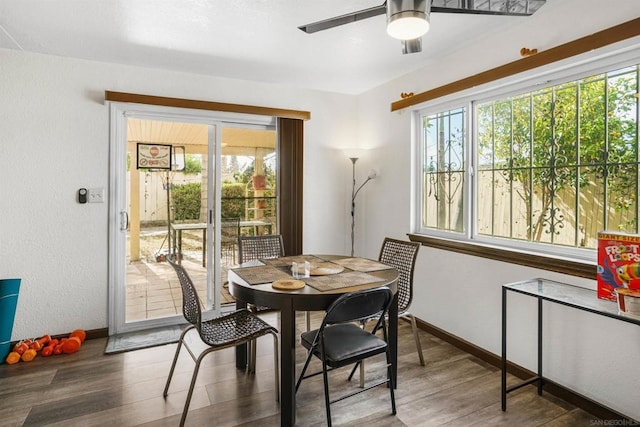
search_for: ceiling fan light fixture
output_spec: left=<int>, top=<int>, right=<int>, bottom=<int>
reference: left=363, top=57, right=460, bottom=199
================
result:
left=401, top=37, right=422, bottom=54
left=386, top=0, right=430, bottom=40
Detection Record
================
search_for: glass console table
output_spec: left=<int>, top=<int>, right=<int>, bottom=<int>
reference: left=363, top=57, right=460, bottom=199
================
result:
left=501, top=278, right=640, bottom=412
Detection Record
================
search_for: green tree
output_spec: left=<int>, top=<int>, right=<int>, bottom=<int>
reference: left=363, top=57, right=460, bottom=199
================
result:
left=478, top=66, right=638, bottom=244
left=183, top=154, right=202, bottom=175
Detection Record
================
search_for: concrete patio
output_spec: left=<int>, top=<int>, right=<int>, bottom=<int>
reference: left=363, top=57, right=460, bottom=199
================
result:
left=126, top=244, right=237, bottom=322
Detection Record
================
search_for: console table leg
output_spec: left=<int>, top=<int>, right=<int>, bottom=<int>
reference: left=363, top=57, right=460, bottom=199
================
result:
left=537, top=297, right=543, bottom=396
left=501, top=286, right=507, bottom=411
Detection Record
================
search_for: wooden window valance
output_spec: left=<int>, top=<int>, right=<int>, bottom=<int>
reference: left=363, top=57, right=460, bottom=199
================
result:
left=391, top=17, right=640, bottom=112
left=104, top=91, right=311, bottom=121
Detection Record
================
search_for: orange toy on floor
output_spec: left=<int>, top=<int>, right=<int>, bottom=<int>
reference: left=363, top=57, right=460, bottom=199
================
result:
left=4, top=329, right=86, bottom=364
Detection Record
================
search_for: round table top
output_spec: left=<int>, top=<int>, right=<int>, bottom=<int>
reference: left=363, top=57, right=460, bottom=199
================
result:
left=227, top=254, right=399, bottom=311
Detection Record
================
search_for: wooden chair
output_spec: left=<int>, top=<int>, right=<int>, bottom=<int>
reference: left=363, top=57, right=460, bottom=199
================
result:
left=164, top=257, right=279, bottom=427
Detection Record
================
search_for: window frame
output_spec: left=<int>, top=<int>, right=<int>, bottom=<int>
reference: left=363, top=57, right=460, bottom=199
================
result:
left=413, top=46, right=640, bottom=264
left=414, top=97, right=473, bottom=240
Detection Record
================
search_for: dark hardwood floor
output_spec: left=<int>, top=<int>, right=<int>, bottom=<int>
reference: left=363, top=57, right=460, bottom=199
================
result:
left=0, top=312, right=599, bottom=426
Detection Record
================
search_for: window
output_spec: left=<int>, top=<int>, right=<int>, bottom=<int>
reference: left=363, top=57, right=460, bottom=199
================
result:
left=422, top=107, right=466, bottom=233
left=417, top=58, right=640, bottom=259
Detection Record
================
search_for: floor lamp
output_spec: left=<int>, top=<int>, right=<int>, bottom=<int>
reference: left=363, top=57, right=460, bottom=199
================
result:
left=350, top=157, right=377, bottom=257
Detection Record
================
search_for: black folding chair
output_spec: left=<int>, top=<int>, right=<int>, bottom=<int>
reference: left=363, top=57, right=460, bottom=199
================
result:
left=295, top=286, right=396, bottom=426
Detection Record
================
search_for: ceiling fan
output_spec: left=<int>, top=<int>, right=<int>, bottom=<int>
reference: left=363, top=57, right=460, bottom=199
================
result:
left=298, top=0, right=547, bottom=54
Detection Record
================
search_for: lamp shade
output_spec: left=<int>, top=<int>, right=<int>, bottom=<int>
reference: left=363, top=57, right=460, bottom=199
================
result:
left=343, top=147, right=366, bottom=160
left=386, top=0, right=430, bottom=40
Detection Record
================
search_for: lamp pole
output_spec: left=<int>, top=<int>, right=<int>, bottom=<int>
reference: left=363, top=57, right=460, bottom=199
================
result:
left=350, top=157, right=358, bottom=257
left=350, top=158, right=377, bottom=257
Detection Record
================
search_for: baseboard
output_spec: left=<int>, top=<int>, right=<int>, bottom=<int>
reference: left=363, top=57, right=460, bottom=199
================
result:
left=413, top=317, right=635, bottom=422
left=85, top=327, right=109, bottom=340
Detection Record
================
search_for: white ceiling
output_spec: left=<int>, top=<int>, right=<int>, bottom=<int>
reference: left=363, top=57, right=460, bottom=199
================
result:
left=0, top=1, right=638, bottom=95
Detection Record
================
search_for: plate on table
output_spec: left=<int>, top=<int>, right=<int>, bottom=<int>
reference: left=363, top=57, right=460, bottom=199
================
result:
left=289, top=262, right=345, bottom=276
left=290, top=262, right=344, bottom=276
left=272, top=279, right=305, bottom=290
left=309, top=263, right=344, bottom=276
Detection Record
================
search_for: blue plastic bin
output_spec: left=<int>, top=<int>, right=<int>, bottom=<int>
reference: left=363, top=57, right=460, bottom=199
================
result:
left=1, top=278, right=21, bottom=363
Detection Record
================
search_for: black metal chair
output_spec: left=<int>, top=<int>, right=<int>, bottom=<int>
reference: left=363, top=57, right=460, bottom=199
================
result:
left=237, top=234, right=314, bottom=331
left=164, top=257, right=279, bottom=427
left=349, top=237, right=423, bottom=386
left=238, top=234, right=285, bottom=316
left=378, top=237, right=423, bottom=364
left=237, top=234, right=285, bottom=263
left=295, top=286, right=396, bottom=427
left=237, top=234, right=288, bottom=365
left=221, top=217, right=240, bottom=264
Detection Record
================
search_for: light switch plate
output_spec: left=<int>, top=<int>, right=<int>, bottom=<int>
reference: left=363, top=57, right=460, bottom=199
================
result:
left=88, top=188, right=105, bottom=203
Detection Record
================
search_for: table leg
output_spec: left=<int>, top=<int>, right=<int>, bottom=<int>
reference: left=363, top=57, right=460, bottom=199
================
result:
left=501, top=288, right=545, bottom=410
left=537, top=297, right=543, bottom=396
left=389, top=293, right=398, bottom=387
left=235, top=297, right=247, bottom=369
left=171, top=228, right=176, bottom=259
left=501, top=286, right=507, bottom=411
left=280, top=303, right=296, bottom=427
left=202, top=229, right=206, bottom=268
left=177, top=230, right=183, bottom=264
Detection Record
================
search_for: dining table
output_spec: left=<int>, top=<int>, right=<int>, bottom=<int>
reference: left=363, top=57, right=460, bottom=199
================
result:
left=228, top=254, right=399, bottom=427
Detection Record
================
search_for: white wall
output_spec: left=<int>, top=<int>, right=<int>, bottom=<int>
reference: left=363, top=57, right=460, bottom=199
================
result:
left=355, top=2, right=640, bottom=420
left=0, top=48, right=357, bottom=339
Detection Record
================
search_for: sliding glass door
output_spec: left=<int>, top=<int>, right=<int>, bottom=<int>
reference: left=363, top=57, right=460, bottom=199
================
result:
left=108, top=102, right=278, bottom=334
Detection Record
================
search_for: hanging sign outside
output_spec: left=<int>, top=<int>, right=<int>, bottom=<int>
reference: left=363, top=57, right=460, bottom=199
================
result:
left=137, top=143, right=172, bottom=170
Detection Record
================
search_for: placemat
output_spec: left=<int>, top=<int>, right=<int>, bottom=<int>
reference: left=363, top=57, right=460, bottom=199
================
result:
left=304, top=271, right=384, bottom=292
left=261, top=255, right=327, bottom=267
left=331, top=257, right=394, bottom=272
left=231, top=265, right=293, bottom=285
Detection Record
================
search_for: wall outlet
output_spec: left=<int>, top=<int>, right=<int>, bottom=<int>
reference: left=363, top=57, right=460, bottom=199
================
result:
left=88, top=187, right=105, bottom=203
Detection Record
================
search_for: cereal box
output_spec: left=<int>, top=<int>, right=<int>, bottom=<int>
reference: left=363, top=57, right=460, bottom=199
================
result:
left=597, top=231, right=640, bottom=301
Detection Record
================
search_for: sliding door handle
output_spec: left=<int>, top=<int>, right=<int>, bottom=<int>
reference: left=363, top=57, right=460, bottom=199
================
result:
left=120, top=211, right=129, bottom=231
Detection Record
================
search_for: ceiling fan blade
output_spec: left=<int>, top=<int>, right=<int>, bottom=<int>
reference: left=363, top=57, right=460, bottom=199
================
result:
left=297, top=0, right=545, bottom=37
left=431, top=0, right=546, bottom=16
left=298, top=3, right=387, bottom=34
